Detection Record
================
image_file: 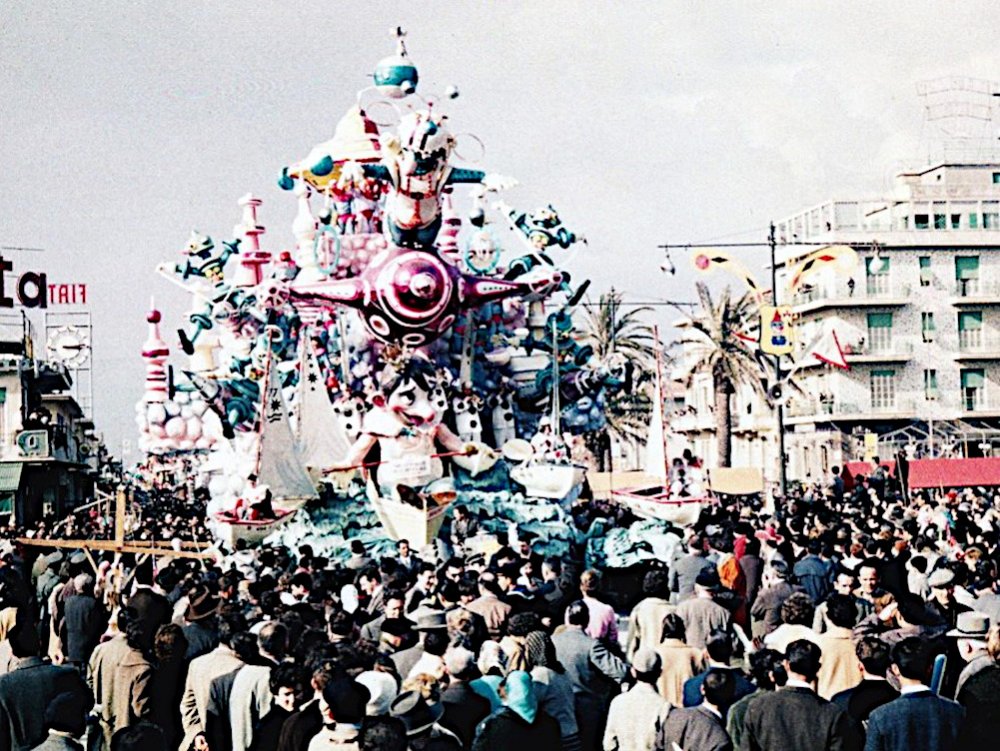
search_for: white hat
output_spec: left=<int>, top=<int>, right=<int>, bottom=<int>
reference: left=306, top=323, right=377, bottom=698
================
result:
left=355, top=670, right=398, bottom=716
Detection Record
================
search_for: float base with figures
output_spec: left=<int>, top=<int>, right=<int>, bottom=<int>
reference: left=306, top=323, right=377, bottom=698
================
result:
left=131, top=28, right=683, bottom=562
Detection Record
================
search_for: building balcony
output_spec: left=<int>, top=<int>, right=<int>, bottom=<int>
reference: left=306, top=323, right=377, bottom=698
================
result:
left=30, top=362, right=72, bottom=394
left=951, top=280, right=1000, bottom=305
left=786, top=397, right=920, bottom=423
left=792, top=339, right=915, bottom=370
left=955, top=333, right=1000, bottom=360
left=734, top=410, right=775, bottom=433
left=670, top=407, right=716, bottom=433
left=957, top=395, right=1000, bottom=416
left=788, top=393, right=1000, bottom=423
left=789, top=282, right=911, bottom=314
left=843, top=339, right=915, bottom=363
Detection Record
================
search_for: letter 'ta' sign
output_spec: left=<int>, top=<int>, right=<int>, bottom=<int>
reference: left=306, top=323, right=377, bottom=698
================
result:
left=0, top=256, right=87, bottom=308
left=0, top=257, right=46, bottom=309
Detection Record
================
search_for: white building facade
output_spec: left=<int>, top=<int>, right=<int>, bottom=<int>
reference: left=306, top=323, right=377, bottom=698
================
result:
left=669, top=162, right=1000, bottom=486
left=777, top=162, right=1000, bottom=480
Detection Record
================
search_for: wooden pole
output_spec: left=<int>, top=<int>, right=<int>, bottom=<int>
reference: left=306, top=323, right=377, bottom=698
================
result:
left=654, top=325, right=670, bottom=481
left=114, top=486, right=126, bottom=547
left=16, top=537, right=216, bottom=560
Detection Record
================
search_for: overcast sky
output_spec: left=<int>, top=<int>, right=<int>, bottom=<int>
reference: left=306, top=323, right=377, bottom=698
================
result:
left=3, top=1, right=1000, bottom=452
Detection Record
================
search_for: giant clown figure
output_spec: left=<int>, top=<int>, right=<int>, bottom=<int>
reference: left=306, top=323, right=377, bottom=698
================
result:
left=334, top=353, right=496, bottom=504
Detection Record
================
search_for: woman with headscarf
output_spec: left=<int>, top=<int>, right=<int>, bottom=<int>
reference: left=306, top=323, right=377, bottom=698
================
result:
left=470, top=641, right=504, bottom=711
left=524, top=630, right=581, bottom=751
left=471, top=671, right=561, bottom=751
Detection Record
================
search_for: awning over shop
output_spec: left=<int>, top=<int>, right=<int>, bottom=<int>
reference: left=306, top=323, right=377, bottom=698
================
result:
left=0, top=463, right=23, bottom=515
left=906, top=457, right=1000, bottom=489
left=845, top=458, right=1000, bottom=490
left=0, top=463, right=24, bottom=493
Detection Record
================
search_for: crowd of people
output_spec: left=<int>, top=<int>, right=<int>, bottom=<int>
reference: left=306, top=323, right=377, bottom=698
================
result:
left=0, top=459, right=999, bottom=750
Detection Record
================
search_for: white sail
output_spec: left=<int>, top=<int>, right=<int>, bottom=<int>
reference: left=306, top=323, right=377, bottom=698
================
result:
left=258, top=358, right=319, bottom=502
left=644, top=378, right=667, bottom=480
left=297, top=342, right=350, bottom=473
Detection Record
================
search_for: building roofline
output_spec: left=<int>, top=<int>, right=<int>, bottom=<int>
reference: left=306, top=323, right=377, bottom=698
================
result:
left=897, top=162, right=1000, bottom=177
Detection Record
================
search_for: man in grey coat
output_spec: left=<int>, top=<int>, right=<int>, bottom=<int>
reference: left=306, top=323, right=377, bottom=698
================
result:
left=552, top=600, right=628, bottom=751
left=865, top=637, right=964, bottom=751
left=671, top=534, right=714, bottom=602
left=0, top=623, right=91, bottom=751
left=180, top=614, right=248, bottom=750
left=741, top=640, right=860, bottom=751
left=657, top=668, right=735, bottom=751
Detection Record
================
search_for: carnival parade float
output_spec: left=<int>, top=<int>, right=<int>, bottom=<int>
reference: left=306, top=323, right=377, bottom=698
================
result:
left=133, top=29, right=647, bottom=561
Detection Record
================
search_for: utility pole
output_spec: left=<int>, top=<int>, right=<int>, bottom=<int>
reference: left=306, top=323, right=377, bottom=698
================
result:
left=769, top=223, right=788, bottom=497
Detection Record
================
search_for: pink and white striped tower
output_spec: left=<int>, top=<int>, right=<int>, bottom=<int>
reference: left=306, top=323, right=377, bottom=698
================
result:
left=141, top=300, right=170, bottom=404
left=232, top=193, right=271, bottom=287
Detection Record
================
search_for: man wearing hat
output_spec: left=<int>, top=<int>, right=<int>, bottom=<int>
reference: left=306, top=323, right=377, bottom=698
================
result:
left=390, top=690, right=461, bottom=750
left=950, top=610, right=993, bottom=697
left=35, top=553, right=63, bottom=645
left=378, top=616, right=417, bottom=657
left=182, top=585, right=221, bottom=661
left=674, top=568, right=731, bottom=650
left=392, top=611, right=448, bottom=680
left=926, top=567, right=971, bottom=629
left=604, top=648, right=671, bottom=751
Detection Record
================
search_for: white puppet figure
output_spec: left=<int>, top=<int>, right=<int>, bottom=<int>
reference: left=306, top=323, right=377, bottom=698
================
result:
left=334, top=353, right=495, bottom=503
left=333, top=393, right=367, bottom=444
left=529, top=416, right=569, bottom=464
left=488, top=386, right=517, bottom=447
left=451, top=388, right=483, bottom=444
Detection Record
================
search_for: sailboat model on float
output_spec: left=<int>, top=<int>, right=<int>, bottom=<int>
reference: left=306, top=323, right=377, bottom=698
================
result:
left=611, top=332, right=707, bottom=527
left=296, top=339, right=351, bottom=481
left=509, top=321, right=587, bottom=500
left=214, top=354, right=319, bottom=547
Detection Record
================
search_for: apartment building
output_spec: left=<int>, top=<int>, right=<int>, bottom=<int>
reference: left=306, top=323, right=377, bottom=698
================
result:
left=667, top=162, right=1000, bottom=485
left=776, top=162, right=1000, bottom=480
left=0, top=319, right=103, bottom=523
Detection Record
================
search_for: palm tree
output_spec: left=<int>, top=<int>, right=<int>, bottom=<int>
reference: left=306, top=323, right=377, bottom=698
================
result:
left=576, top=288, right=660, bottom=469
left=687, top=282, right=764, bottom=467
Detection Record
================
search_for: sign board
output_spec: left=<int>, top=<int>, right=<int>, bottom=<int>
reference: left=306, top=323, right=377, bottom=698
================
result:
left=390, top=456, right=433, bottom=484
left=759, top=305, right=794, bottom=356
left=864, top=432, right=878, bottom=462
left=0, top=256, right=87, bottom=308
left=16, top=430, right=50, bottom=458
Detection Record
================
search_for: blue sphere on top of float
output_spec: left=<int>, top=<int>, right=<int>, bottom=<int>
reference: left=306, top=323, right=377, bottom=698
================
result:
left=374, top=53, right=418, bottom=98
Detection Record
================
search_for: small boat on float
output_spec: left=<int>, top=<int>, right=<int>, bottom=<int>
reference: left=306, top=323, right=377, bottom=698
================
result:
left=610, top=331, right=708, bottom=526
left=510, top=460, right=587, bottom=500
left=214, top=356, right=319, bottom=547
left=213, top=508, right=298, bottom=547
left=366, top=478, right=456, bottom=548
left=611, top=485, right=706, bottom=526
left=507, top=322, right=588, bottom=501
